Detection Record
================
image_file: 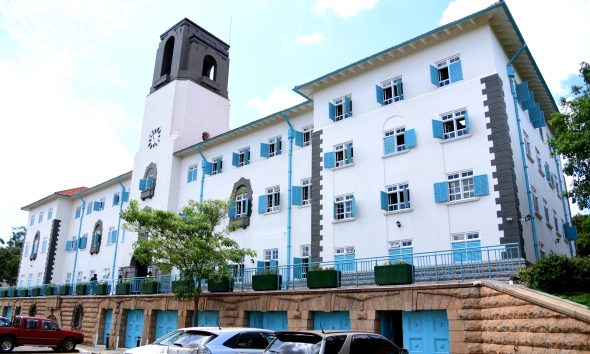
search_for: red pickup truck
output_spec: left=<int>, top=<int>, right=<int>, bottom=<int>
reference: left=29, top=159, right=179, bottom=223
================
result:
left=0, top=316, right=84, bottom=353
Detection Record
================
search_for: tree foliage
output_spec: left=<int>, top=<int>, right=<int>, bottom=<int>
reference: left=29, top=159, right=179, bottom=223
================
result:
left=573, top=214, right=590, bottom=257
left=549, top=62, right=590, bottom=209
left=519, top=253, right=590, bottom=294
left=0, top=226, right=26, bottom=286
left=121, top=199, right=255, bottom=325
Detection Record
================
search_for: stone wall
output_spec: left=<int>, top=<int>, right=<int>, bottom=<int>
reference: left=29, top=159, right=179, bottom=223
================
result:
left=1, top=281, right=589, bottom=353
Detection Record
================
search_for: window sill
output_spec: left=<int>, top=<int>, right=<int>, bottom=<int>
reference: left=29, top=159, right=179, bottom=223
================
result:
left=332, top=217, right=356, bottom=224
left=538, top=170, right=545, bottom=177
left=298, top=203, right=311, bottom=209
left=444, top=197, right=480, bottom=206
left=556, top=231, right=562, bottom=238
left=548, top=183, right=555, bottom=190
left=440, top=133, right=472, bottom=144
left=330, top=162, right=355, bottom=171
left=262, top=209, right=281, bottom=216
left=383, top=207, right=413, bottom=216
left=534, top=212, right=543, bottom=220
left=527, top=154, right=535, bottom=163
left=546, top=223, right=554, bottom=230
left=382, top=149, right=410, bottom=159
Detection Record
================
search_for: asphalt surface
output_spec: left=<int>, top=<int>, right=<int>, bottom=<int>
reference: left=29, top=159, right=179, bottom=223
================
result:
left=12, top=345, right=126, bottom=354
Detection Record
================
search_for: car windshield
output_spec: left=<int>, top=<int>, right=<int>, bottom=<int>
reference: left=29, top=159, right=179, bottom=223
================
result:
left=154, top=330, right=186, bottom=345
left=0, top=317, right=10, bottom=327
left=265, top=339, right=321, bottom=354
left=169, top=331, right=214, bottom=348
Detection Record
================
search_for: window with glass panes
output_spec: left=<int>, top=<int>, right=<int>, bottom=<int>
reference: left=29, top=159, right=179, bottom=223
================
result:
left=30, top=214, right=35, bottom=226
left=384, top=127, right=406, bottom=152
left=237, top=148, right=249, bottom=166
left=47, top=208, right=53, bottom=220
left=301, top=178, right=311, bottom=205
left=303, top=125, right=313, bottom=147
left=235, top=193, right=248, bottom=218
left=263, top=248, right=279, bottom=268
left=332, top=96, right=352, bottom=121
left=212, top=157, right=222, bottom=175
left=38, top=212, right=43, bottom=223
left=380, top=77, right=403, bottom=105
left=268, top=136, right=281, bottom=157
left=435, top=56, right=461, bottom=87
left=447, top=171, right=475, bottom=201
left=232, top=263, right=245, bottom=283
left=266, top=186, right=280, bottom=212
left=524, top=132, right=532, bottom=158
left=335, top=194, right=354, bottom=220
left=386, top=183, right=410, bottom=211
left=301, top=245, right=310, bottom=278
left=335, top=142, right=353, bottom=167
left=187, top=164, right=198, bottom=182
left=442, top=109, right=467, bottom=139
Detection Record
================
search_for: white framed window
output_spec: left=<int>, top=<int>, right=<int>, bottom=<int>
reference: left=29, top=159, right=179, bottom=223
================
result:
left=30, top=214, right=35, bottom=226
left=263, top=248, right=279, bottom=267
left=269, top=136, right=282, bottom=157
left=330, top=94, right=352, bottom=121
left=212, top=157, right=223, bottom=175
left=532, top=193, right=540, bottom=216
left=187, top=164, right=198, bottom=183
left=300, top=244, right=311, bottom=278
left=41, top=238, right=48, bottom=253
left=544, top=205, right=550, bottom=222
left=442, top=109, right=468, bottom=140
left=107, top=226, right=117, bottom=245
left=523, top=131, right=532, bottom=159
left=303, top=125, right=313, bottom=147
left=451, top=232, right=480, bottom=242
left=384, top=127, right=406, bottom=152
left=102, top=268, right=110, bottom=280
left=237, top=147, right=250, bottom=167
left=389, top=239, right=412, bottom=249
left=379, top=76, right=403, bottom=105
left=433, top=55, right=462, bottom=87
left=232, top=262, right=245, bottom=283
left=98, top=198, right=106, bottom=211
left=266, top=186, right=280, bottom=212
left=553, top=211, right=559, bottom=232
left=302, top=244, right=310, bottom=258
left=334, top=194, right=355, bottom=220
left=536, top=149, right=544, bottom=176
left=335, top=246, right=355, bottom=255
left=47, top=208, right=53, bottom=221
left=75, top=206, right=81, bottom=219
left=36, top=273, right=42, bottom=286
left=301, top=178, right=311, bottom=206
left=235, top=193, right=248, bottom=218
left=335, top=142, right=353, bottom=167
left=38, top=211, right=44, bottom=223
left=385, top=183, right=410, bottom=211
left=447, top=170, right=475, bottom=201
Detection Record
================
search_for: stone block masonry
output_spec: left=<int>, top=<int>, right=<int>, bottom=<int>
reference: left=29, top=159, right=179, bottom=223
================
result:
left=1, top=281, right=589, bottom=352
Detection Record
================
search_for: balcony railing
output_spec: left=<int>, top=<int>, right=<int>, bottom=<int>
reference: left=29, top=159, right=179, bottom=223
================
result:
left=0, top=243, right=523, bottom=297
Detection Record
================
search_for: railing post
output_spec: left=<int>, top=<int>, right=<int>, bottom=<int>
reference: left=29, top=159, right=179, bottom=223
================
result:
left=434, top=253, right=439, bottom=283
left=487, top=247, right=492, bottom=278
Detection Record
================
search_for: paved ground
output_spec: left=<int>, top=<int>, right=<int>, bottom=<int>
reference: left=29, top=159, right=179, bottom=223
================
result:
left=12, top=344, right=126, bottom=354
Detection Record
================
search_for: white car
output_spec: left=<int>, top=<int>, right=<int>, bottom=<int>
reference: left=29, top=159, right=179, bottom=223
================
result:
left=124, top=327, right=275, bottom=354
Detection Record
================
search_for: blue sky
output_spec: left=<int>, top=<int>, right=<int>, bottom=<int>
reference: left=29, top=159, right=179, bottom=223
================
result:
left=0, top=0, right=589, bottom=241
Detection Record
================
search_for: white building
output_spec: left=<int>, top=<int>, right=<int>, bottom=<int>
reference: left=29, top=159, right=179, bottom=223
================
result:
left=17, top=2, right=577, bottom=289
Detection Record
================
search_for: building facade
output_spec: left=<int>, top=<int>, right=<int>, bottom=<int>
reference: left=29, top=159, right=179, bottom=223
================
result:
left=17, top=3, right=577, bottom=290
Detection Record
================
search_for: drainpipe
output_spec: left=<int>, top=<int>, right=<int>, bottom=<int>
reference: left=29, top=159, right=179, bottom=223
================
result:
left=553, top=156, right=575, bottom=256
left=72, top=195, right=86, bottom=289
left=507, top=43, right=540, bottom=261
left=196, top=145, right=207, bottom=203
left=110, top=177, right=127, bottom=292
left=281, top=112, right=294, bottom=288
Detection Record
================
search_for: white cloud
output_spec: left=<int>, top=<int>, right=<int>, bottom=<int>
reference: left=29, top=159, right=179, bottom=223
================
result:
left=314, top=0, right=379, bottom=18
left=440, top=0, right=590, bottom=96
left=296, top=31, right=325, bottom=44
left=247, top=87, right=306, bottom=117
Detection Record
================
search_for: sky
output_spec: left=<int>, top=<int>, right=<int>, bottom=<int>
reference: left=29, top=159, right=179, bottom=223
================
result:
left=0, top=0, right=589, bottom=242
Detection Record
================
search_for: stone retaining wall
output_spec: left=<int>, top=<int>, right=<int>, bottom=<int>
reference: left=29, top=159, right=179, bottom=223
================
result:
left=1, top=281, right=589, bottom=353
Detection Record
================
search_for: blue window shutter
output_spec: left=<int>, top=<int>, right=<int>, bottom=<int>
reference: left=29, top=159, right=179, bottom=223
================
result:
left=516, top=81, right=530, bottom=103
left=434, top=182, right=449, bottom=203
left=403, top=187, right=410, bottom=208
left=344, top=96, right=352, bottom=116
left=432, top=119, right=444, bottom=139
left=65, top=241, right=70, bottom=251
left=146, top=176, right=153, bottom=188
left=293, top=257, right=302, bottom=278
left=256, top=261, right=265, bottom=274
left=139, top=179, right=146, bottom=191
left=329, top=102, right=336, bottom=121
left=333, top=202, right=337, bottom=219
left=449, top=60, right=463, bottom=82
left=258, top=195, right=267, bottom=214
left=396, top=80, right=404, bottom=99
left=232, top=152, right=239, bottom=167
left=345, top=144, right=353, bottom=164
left=203, top=161, right=213, bottom=175
left=292, top=186, right=302, bottom=206
left=216, top=159, right=223, bottom=173
left=429, top=65, right=439, bottom=86
left=522, top=91, right=535, bottom=111
left=228, top=201, right=236, bottom=219
left=122, top=191, right=129, bottom=202
left=245, top=198, right=249, bottom=214
left=93, top=201, right=100, bottom=212
left=380, top=191, right=388, bottom=211
left=383, top=136, right=396, bottom=155
left=245, top=148, right=250, bottom=164
left=294, top=130, right=304, bottom=147
left=464, top=111, right=470, bottom=133
left=474, top=174, right=489, bottom=196
left=83, top=237, right=88, bottom=249
left=351, top=197, right=357, bottom=217
left=375, top=85, right=384, bottom=105
left=405, top=129, right=416, bottom=149
left=270, top=260, right=278, bottom=270
left=260, top=143, right=269, bottom=158
left=275, top=137, right=282, bottom=155
left=113, top=193, right=120, bottom=206
left=324, top=152, right=335, bottom=168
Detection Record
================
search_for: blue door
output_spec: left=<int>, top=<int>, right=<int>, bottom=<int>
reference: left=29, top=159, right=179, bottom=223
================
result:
left=155, top=311, right=178, bottom=341
left=249, top=311, right=288, bottom=331
left=402, top=310, right=449, bottom=354
left=313, top=311, right=350, bottom=330
left=125, top=310, right=144, bottom=348
left=197, top=311, right=219, bottom=327
left=103, top=309, right=112, bottom=345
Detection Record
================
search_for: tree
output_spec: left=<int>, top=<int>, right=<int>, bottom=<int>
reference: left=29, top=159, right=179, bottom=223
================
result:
left=0, top=226, right=26, bottom=285
left=572, top=214, right=590, bottom=257
left=549, top=62, right=590, bottom=209
left=122, top=199, right=255, bottom=326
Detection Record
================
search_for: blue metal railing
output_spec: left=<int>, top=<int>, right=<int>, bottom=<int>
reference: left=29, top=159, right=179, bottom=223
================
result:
left=1, top=244, right=523, bottom=297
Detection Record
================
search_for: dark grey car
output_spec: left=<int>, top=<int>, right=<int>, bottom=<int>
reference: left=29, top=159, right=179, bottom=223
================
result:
left=263, top=331, right=409, bottom=354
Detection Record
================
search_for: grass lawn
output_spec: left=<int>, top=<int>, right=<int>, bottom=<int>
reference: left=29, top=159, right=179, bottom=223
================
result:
left=558, top=293, right=590, bottom=308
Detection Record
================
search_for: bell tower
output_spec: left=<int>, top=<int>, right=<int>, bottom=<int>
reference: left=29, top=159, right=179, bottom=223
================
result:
left=150, top=18, right=230, bottom=97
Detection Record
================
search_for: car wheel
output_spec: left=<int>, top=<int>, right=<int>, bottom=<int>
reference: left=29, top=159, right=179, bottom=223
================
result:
left=61, top=338, right=76, bottom=352
left=0, top=337, right=14, bottom=353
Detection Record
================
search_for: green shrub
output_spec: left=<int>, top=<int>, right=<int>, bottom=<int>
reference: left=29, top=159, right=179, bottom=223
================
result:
left=519, top=254, right=575, bottom=293
left=573, top=256, right=590, bottom=291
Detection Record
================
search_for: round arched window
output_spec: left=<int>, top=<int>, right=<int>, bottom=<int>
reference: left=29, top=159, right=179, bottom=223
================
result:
left=29, top=304, right=37, bottom=317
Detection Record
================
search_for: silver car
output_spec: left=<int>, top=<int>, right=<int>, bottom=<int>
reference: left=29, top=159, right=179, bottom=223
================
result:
left=124, top=327, right=275, bottom=354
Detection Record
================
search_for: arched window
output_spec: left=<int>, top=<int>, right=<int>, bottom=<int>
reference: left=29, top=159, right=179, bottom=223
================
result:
left=202, top=55, right=216, bottom=81
left=29, top=304, right=37, bottom=317
left=141, top=163, right=158, bottom=200
left=161, top=37, right=175, bottom=77
left=30, top=231, right=40, bottom=261
left=90, top=221, right=103, bottom=255
left=72, top=305, right=83, bottom=330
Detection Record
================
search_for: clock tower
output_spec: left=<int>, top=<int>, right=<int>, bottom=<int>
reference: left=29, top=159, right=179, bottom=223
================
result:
left=130, top=18, right=231, bottom=210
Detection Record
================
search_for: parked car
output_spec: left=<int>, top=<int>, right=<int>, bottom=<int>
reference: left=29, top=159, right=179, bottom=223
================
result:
left=263, top=331, right=409, bottom=354
left=0, top=315, right=84, bottom=353
left=0, top=318, right=10, bottom=328
left=124, top=327, right=275, bottom=354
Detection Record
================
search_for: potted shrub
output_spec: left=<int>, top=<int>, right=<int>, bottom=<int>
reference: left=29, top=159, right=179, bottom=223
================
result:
left=7, top=287, right=15, bottom=297
left=115, top=281, right=131, bottom=295
left=43, top=284, right=55, bottom=296
left=171, top=279, right=193, bottom=293
left=141, top=278, right=158, bottom=294
left=94, top=282, right=109, bottom=295
left=58, top=284, right=70, bottom=295
left=75, top=282, right=88, bottom=295
left=374, top=260, right=414, bottom=285
left=30, top=286, right=42, bottom=297
left=307, top=267, right=341, bottom=289
left=252, top=270, right=282, bottom=291
left=207, top=277, right=233, bottom=293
